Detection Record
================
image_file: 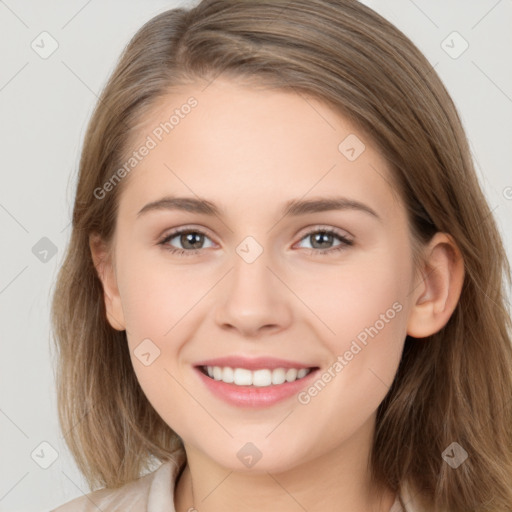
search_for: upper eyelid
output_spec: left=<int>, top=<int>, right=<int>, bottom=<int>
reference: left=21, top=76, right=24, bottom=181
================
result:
left=160, top=225, right=215, bottom=242
left=296, top=224, right=353, bottom=239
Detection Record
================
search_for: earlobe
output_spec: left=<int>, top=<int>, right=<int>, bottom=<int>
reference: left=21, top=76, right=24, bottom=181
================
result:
left=406, top=233, right=465, bottom=338
left=89, top=233, right=126, bottom=331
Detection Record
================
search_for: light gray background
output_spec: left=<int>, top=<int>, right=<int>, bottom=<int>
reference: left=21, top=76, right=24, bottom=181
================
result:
left=0, top=1, right=511, bottom=511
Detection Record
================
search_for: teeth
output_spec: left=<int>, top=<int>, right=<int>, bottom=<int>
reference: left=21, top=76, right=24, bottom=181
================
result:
left=222, top=366, right=234, bottom=383
left=285, top=368, right=298, bottom=382
left=297, top=368, right=308, bottom=379
left=253, top=369, right=271, bottom=386
left=204, top=366, right=312, bottom=386
left=234, top=368, right=252, bottom=386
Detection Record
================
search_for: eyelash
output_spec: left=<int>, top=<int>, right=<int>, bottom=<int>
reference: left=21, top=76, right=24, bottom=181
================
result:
left=158, top=226, right=354, bottom=257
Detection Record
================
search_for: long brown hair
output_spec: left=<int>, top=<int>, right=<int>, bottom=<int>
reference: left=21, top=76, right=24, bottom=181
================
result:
left=51, top=1, right=512, bottom=510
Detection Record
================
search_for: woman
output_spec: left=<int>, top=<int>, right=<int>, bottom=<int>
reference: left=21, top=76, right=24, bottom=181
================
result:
left=51, top=1, right=512, bottom=510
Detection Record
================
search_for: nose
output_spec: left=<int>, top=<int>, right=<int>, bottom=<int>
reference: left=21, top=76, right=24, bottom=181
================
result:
left=214, top=248, right=293, bottom=338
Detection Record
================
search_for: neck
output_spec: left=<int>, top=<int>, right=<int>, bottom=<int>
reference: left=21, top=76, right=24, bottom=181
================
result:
left=174, top=422, right=396, bottom=512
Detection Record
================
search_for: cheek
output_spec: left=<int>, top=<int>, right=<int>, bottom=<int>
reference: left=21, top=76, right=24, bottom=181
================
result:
left=305, top=250, right=409, bottom=403
left=300, top=248, right=411, bottom=349
left=116, top=249, right=210, bottom=404
left=116, top=246, right=206, bottom=339
left=117, top=255, right=200, bottom=427
left=295, top=248, right=410, bottom=405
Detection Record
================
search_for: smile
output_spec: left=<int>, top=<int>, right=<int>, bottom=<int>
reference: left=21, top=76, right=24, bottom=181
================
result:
left=200, top=366, right=314, bottom=387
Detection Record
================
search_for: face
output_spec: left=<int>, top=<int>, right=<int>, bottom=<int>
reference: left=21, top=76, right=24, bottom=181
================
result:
left=103, top=77, right=418, bottom=474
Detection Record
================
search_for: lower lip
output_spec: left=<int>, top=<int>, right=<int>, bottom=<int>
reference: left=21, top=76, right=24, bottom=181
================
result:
left=194, top=367, right=319, bottom=408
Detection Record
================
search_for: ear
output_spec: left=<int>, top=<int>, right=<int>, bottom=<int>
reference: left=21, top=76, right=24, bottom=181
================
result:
left=89, top=233, right=126, bottom=331
left=406, top=232, right=465, bottom=338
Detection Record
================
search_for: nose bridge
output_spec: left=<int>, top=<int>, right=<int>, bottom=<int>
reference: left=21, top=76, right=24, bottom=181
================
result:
left=213, top=236, right=292, bottom=335
left=233, top=240, right=272, bottom=290
left=230, top=238, right=276, bottom=304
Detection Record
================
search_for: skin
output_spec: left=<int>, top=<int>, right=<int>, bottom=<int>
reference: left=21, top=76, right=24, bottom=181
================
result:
left=91, top=77, right=464, bottom=512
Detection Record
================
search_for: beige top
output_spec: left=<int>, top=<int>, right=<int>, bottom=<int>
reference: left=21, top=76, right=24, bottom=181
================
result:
left=51, top=448, right=421, bottom=511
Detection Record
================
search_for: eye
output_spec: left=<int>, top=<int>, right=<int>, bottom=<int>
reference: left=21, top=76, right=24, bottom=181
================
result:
left=158, top=226, right=353, bottom=257
left=158, top=228, right=215, bottom=256
left=295, top=227, right=353, bottom=256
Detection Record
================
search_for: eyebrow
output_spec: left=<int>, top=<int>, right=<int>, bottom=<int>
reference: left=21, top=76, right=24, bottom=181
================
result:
left=136, top=195, right=380, bottom=220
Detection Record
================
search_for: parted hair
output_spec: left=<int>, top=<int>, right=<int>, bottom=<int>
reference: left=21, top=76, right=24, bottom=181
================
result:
left=51, top=1, right=512, bottom=510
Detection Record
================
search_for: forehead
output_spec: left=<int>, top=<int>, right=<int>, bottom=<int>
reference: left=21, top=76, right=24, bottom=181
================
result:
left=117, top=78, right=402, bottom=221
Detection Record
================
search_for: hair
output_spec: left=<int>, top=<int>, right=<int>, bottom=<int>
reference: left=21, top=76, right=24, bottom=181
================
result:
left=51, top=1, right=512, bottom=510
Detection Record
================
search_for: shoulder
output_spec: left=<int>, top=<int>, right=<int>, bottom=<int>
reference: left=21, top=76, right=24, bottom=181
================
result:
left=396, top=479, right=430, bottom=512
left=51, top=450, right=186, bottom=512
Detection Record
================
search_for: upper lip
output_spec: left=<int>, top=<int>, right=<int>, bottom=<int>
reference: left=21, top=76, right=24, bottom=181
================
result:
left=194, top=356, right=318, bottom=371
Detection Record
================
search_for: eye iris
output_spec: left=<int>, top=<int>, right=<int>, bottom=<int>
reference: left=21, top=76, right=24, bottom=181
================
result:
left=311, top=232, right=334, bottom=249
left=181, top=232, right=204, bottom=249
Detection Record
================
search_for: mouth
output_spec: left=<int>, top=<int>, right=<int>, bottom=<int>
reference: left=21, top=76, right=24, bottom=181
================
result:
left=193, top=355, right=321, bottom=407
left=197, top=365, right=318, bottom=387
